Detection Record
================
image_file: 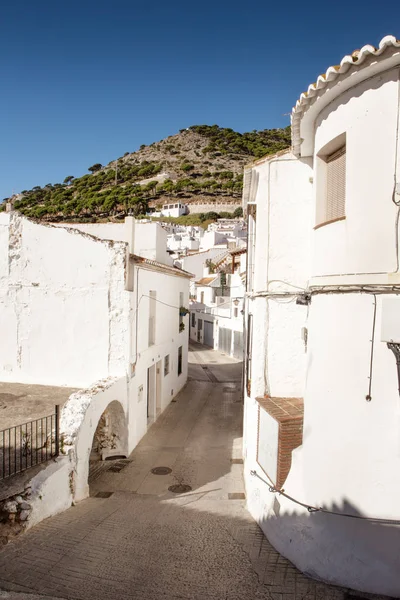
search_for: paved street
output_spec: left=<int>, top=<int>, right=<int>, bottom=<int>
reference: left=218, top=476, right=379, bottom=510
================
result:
left=0, top=344, right=374, bottom=600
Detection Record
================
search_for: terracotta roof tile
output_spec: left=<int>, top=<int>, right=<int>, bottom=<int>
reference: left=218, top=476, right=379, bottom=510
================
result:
left=196, top=276, right=217, bottom=285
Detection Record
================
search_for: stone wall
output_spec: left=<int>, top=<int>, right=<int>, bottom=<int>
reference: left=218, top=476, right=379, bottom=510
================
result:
left=0, top=486, right=33, bottom=545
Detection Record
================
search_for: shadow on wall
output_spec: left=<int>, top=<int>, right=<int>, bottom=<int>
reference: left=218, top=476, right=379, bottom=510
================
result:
left=259, top=491, right=400, bottom=598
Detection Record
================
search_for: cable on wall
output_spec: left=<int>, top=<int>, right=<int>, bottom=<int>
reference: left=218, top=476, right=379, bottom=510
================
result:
left=250, top=469, right=400, bottom=525
left=365, top=294, right=377, bottom=402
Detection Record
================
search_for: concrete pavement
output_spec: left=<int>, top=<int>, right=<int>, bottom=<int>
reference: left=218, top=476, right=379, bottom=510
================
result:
left=0, top=344, right=379, bottom=600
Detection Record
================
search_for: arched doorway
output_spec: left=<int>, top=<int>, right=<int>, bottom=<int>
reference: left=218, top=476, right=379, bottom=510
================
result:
left=87, top=400, right=129, bottom=495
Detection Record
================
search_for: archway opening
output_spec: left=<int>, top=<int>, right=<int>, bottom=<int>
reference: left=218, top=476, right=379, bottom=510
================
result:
left=88, top=400, right=128, bottom=494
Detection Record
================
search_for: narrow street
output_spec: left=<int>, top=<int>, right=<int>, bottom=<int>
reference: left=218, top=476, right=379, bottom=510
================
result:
left=0, top=344, right=347, bottom=600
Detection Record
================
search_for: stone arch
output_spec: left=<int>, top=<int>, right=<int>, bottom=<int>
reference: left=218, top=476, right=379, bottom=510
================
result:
left=61, top=378, right=129, bottom=502
left=90, top=400, right=128, bottom=461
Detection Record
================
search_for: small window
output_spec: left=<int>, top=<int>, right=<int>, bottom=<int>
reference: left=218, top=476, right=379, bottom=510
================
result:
left=326, top=146, right=346, bottom=221
left=179, top=292, right=184, bottom=331
left=200, top=291, right=204, bottom=304
left=178, top=346, right=183, bottom=376
left=148, top=290, right=156, bottom=346
left=316, top=137, right=346, bottom=227
left=234, top=307, right=238, bottom=318
left=191, top=312, right=195, bottom=327
left=164, top=355, right=170, bottom=376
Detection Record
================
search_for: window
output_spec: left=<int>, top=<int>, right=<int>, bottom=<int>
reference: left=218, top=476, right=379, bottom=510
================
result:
left=148, top=290, right=156, bottom=346
left=178, top=346, right=183, bottom=376
left=234, top=307, right=238, bottom=318
left=200, top=291, right=204, bottom=304
left=164, top=355, right=170, bottom=376
left=179, top=292, right=184, bottom=332
left=246, top=204, right=257, bottom=292
left=246, top=314, right=253, bottom=396
left=316, top=136, right=346, bottom=227
left=191, top=312, right=195, bottom=327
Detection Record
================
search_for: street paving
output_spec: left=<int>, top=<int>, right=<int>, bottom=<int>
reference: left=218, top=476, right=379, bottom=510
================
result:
left=0, top=343, right=386, bottom=600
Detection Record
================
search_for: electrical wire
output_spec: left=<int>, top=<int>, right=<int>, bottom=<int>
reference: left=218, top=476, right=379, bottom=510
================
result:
left=250, top=469, right=400, bottom=525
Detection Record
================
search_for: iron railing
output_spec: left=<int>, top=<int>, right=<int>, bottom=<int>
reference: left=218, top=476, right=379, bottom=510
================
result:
left=0, top=405, right=60, bottom=480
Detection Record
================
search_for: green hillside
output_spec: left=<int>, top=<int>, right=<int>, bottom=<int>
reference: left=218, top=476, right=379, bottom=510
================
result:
left=2, top=125, right=291, bottom=221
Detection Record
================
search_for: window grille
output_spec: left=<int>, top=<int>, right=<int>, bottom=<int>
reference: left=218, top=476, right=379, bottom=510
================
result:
left=178, top=346, right=183, bottom=376
left=325, top=146, right=346, bottom=222
left=164, top=355, right=170, bottom=377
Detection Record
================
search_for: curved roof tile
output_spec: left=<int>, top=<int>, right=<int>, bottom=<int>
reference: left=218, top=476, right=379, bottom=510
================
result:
left=291, top=35, right=400, bottom=155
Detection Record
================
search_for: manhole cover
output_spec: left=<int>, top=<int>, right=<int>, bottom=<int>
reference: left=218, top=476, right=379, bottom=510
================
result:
left=228, top=492, right=246, bottom=500
left=105, top=455, right=127, bottom=461
left=151, top=466, right=172, bottom=475
left=95, top=491, right=113, bottom=498
left=168, top=484, right=192, bottom=494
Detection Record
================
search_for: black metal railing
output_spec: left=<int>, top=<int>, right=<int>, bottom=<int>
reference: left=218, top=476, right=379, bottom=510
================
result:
left=0, top=405, right=60, bottom=480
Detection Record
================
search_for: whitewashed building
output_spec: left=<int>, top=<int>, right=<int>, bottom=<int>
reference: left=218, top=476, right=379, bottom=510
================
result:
left=190, top=248, right=246, bottom=358
left=0, top=213, right=191, bottom=524
left=243, top=35, right=400, bottom=597
left=161, top=202, right=189, bottom=218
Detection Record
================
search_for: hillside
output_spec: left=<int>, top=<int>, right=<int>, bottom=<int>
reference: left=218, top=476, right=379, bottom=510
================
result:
left=3, top=125, right=291, bottom=221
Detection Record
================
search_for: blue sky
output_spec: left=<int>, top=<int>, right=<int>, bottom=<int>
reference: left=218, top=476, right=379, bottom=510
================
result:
left=2, top=0, right=400, bottom=198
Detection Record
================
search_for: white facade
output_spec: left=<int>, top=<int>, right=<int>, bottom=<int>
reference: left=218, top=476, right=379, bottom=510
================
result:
left=189, top=254, right=246, bottom=359
left=0, top=213, right=190, bottom=522
left=161, top=202, right=188, bottom=218
left=56, top=220, right=173, bottom=265
left=243, top=36, right=400, bottom=597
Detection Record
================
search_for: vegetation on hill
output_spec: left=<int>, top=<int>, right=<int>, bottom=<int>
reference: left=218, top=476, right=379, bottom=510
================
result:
left=2, top=125, right=290, bottom=221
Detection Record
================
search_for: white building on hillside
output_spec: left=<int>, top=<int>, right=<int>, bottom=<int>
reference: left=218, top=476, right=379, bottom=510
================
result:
left=161, top=202, right=188, bottom=218
left=0, top=213, right=191, bottom=526
left=242, top=35, right=400, bottom=597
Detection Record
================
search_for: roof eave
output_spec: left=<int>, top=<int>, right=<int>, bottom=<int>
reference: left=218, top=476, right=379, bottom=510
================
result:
left=291, top=35, right=400, bottom=157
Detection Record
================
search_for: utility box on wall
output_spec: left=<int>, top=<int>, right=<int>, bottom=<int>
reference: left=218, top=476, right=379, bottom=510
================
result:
left=381, top=297, right=400, bottom=343
left=256, top=396, right=304, bottom=490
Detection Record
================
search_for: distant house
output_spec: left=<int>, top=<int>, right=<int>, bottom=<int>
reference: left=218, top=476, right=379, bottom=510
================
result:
left=242, top=35, right=400, bottom=597
left=190, top=248, right=246, bottom=358
left=161, top=202, right=188, bottom=218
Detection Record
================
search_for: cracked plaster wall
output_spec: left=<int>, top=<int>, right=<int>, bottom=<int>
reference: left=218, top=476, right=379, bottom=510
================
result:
left=0, top=213, right=129, bottom=387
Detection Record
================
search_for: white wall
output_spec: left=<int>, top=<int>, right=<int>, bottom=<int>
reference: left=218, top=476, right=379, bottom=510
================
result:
left=200, top=231, right=228, bottom=250
left=313, top=68, right=399, bottom=277
left=244, top=67, right=400, bottom=597
left=0, top=214, right=128, bottom=387
left=175, top=248, right=227, bottom=280
left=189, top=309, right=214, bottom=345
left=245, top=152, right=312, bottom=399
left=130, top=265, right=189, bottom=446
left=55, top=219, right=173, bottom=265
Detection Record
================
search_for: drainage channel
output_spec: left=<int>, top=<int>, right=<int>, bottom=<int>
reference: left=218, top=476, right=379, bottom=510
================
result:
left=200, top=365, right=218, bottom=383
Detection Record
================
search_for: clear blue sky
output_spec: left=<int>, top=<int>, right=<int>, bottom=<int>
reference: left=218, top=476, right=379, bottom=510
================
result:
left=1, top=0, right=399, bottom=198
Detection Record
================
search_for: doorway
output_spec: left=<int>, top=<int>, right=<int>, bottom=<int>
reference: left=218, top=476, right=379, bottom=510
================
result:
left=197, top=318, right=202, bottom=342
